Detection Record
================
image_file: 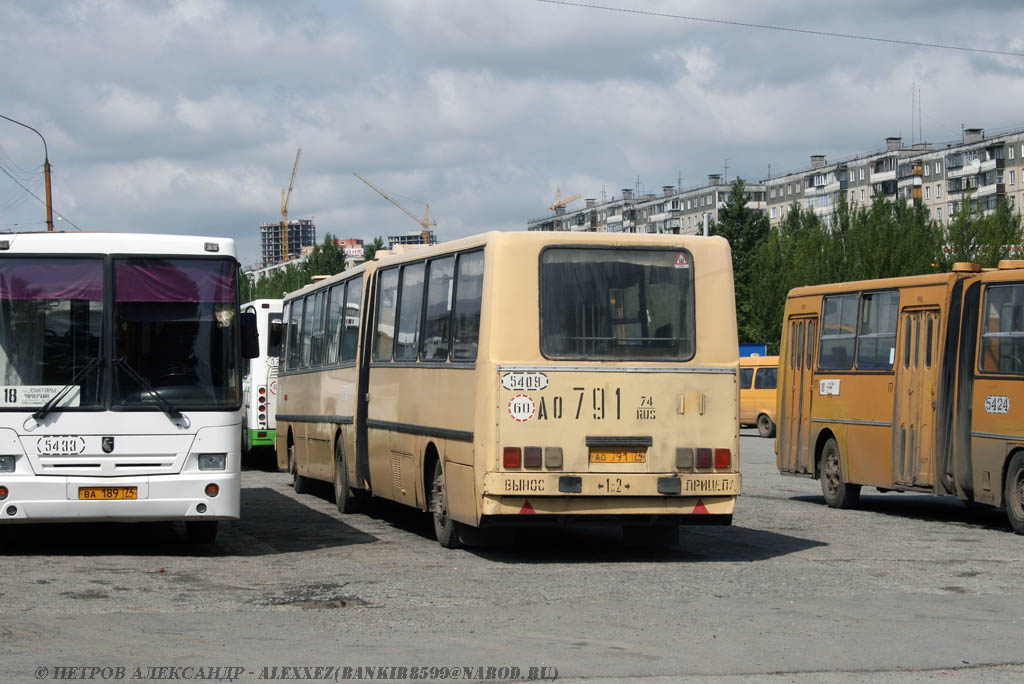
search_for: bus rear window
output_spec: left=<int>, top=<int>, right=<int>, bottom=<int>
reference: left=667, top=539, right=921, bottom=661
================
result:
left=540, top=247, right=695, bottom=361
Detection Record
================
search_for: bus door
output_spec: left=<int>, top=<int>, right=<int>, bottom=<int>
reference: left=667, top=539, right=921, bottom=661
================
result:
left=782, top=315, right=817, bottom=474
left=893, top=309, right=940, bottom=487
left=354, top=270, right=377, bottom=492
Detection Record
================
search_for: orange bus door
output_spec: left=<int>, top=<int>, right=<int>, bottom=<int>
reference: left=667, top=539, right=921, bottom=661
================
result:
left=783, top=316, right=817, bottom=474
left=893, top=309, right=940, bottom=488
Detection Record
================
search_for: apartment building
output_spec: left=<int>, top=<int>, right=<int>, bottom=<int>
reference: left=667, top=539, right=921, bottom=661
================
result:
left=765, top=128, right=1024, bottom=227
left=527, top=175, right=766, bottom=234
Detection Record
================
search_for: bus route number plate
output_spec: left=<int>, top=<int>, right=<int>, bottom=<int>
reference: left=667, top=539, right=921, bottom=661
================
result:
left=79, top=487, right=138, bottom=500
left=590, top=448, right=646, bottom=464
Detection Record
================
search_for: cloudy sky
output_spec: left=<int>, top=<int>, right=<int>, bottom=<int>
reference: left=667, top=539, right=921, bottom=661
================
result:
left=3, top=0, right=1024, bottom=267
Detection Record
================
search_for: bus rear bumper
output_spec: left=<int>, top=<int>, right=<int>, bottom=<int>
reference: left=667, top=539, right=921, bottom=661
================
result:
left=0, top=472, right=240, bottom=523
left=480, top=492, right=736, bottom=518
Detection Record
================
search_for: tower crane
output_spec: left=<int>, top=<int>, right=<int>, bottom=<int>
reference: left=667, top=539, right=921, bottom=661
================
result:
left=280, top=148, right=301, bottom=262
left=548, top=187, right=581, bottom=212
left=353, top=172, right=436, bottom=245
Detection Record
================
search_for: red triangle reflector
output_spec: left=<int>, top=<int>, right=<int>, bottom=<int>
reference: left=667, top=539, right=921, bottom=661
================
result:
left=520, top=499, right=536, bottom=515
left=692, top=498, right=709, bottom=514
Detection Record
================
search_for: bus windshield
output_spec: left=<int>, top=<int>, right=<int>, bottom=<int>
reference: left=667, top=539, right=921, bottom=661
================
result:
left=0, top=257, right=105, bottom=409
left=540, top=247, right=696, bottom=360
left=113, top=258, right=240, bottom=409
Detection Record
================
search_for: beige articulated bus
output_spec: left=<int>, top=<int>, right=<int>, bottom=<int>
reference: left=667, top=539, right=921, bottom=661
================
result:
left=777, top=260, right=1024, bottom=534
left=276, top=231, right=740, bottom=547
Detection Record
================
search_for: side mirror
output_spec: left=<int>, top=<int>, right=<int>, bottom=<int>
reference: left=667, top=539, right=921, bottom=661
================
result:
left=241, top=310, right=259, bottom=359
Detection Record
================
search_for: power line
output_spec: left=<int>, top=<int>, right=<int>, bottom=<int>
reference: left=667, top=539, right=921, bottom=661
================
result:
left=533, top=0, right=1024, bottom=58
left=0, top=165, right=81, bottom=230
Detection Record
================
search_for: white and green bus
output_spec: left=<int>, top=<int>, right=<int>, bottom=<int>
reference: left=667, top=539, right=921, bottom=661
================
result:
left=241, top=299, right=283, bottom=464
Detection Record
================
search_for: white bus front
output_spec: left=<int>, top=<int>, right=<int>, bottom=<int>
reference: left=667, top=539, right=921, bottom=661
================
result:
left=0, top=249, right=253, bottom=542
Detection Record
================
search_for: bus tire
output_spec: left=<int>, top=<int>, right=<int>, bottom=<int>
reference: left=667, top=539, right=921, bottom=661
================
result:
left=289, top=442, right=309, bottom=495
left=333, top=440, right=362, bottom=514
left=1004, top=452, right=1024, bottom=535
left=756, top=414, right=776, bottom=438
left=186, top=520, right=218, bottom=544
left=430, top=459, right=462, bottom=549
left=820, top=437, right=861, bottom=509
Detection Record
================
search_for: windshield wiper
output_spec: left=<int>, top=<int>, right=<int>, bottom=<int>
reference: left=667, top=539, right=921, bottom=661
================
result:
left=114, top=357, right=184, bottom=421
left=32, top=356, right=104, bottom=422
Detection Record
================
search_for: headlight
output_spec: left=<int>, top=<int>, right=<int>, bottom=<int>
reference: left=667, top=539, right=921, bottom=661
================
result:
left=0, top=455, right=15, bottom=473
left=197, top=453, right=227, bottom=471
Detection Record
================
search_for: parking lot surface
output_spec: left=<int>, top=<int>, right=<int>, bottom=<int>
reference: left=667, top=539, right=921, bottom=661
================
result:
left=3, top=430, right=1023, bottom=682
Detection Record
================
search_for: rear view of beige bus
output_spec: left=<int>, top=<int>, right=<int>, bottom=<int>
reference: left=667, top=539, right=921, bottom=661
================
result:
left=460, top=232, right=739, bottom=545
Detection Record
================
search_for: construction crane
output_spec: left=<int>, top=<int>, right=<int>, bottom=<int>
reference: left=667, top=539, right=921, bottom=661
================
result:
left=280, top=148, right=302, bottom=262
left=353, top=172, right=436, bottom=245
left=548, top=187, right=581, bottom=212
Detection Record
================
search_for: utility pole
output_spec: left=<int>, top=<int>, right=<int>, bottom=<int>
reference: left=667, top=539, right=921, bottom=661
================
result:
left=1, top=113, right=53, bottom=231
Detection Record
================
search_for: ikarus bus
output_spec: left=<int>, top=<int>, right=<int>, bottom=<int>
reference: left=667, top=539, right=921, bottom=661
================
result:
left=0, top=232, right=257, bottom=542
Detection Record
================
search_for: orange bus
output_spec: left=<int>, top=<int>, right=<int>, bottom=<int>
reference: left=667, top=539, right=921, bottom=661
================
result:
left=777, top=260, right=1024, bottom=534
left=739, top=355, right=778, bottom=438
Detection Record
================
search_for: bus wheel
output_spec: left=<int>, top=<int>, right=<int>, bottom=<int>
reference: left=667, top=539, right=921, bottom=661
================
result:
left=757, top=414, right=776, bottom=438
left=289, top=443, right=308, bottom=495
left=820, top=438, right=861, bottom=509
left=186, top=521, right=218, bottom=544
left=333, top=441, right=362, bottom=514
left=1005, top=453, right=1024, bottom=535
left=430, top=459, right=462, bottom=549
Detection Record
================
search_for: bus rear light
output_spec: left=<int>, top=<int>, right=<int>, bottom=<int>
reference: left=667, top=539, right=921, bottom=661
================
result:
left=544, top=447, right=563, bottom=469
left=695, top=448, right=713, bottom=469
left=6, top=505, right=16, bottom=516
left=204, top=483, right=220, bottom=497
left=257, top=431, right=268, bottom=439
left=676, top=448, right=694, bottom=470
left=258, top=387, right=266, bottom=395
left=523, top=447, right=542, bottom=468
left=503, top=447, right=521, bottom=469
left=714, top=448, right=732, bottom=469
left=0, top=486, right=8, bottom=500
left=258, top=395, right=266, bottom=404
left=0, top=455, right=14, bottom=473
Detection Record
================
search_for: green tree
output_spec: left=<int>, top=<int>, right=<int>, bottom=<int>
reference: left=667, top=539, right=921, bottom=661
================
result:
left=304, top=233, right=347, bottom=278
left=709, top=179, right=771, bottom=343
left=942, top=195, right=1022, bottom=268
left=362, top=236, right=385, bottom=262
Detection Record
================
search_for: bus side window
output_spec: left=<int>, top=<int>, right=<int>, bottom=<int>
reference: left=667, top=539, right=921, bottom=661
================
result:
left=739, top=367, right=753, bottom=389
left=324, top=283, right=345, bottom=365
left=903, top=314, right=912, bottom=369
left=754, top=367, right=777, bottom=389
left=341, top=277, right=362, bottom=362
left=422, top=256, right=455, bottom=361
left=452, top=250, right=484, bottom=361
left=797, top=321, right=804, bottom=370
left=855, top=290, right=899, bottom=370
left=309, top=290, right=326, bottom=368
left=790, top=321, right=798, bottom=369
left=374, top=268, right=399, bottom=362
left=819, top=294, right=857, bottom=370
left=925, top=315, right=934, bottom=368
left=395, top=262, right=426, bottom=361
left=980, top=284, right=1024, bottom=374
left=286, top=301, right=301, bottom=370
left=300, top=294, right=315, bottom=368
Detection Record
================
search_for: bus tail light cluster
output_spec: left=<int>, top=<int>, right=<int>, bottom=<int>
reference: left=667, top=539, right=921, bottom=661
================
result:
left=503, top=446, right=562, bottom=469
left=676, top=447, right=732, bottom=471
left=257, top=386, right=268, bottom=426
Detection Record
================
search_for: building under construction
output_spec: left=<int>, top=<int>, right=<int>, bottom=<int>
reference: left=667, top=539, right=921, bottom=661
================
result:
left=260, top=219, right=317, bottom=267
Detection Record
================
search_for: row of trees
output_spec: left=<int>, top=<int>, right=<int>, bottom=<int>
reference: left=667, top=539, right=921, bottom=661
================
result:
left=711, top=180, right=1023, bottom=351
left=239, top=235, right=385, bottom=302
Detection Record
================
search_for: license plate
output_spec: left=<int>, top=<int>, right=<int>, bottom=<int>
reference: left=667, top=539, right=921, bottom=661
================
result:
left=78, top=487, right=138, bottom=500
left=37, top=435, right=86, bottom=455
left=589, top=448, right=646, bottom=463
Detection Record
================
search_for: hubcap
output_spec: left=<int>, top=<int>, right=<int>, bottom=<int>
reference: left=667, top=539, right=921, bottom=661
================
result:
left=824, top=451, right=840, bottom=495
left=431, top=470, right=448, bottom=526
left=1014, top=469, right=1024, bottom=517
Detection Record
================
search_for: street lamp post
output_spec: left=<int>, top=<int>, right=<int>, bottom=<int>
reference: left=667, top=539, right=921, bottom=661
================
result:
left=0, top=113, right=54, bottom=231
